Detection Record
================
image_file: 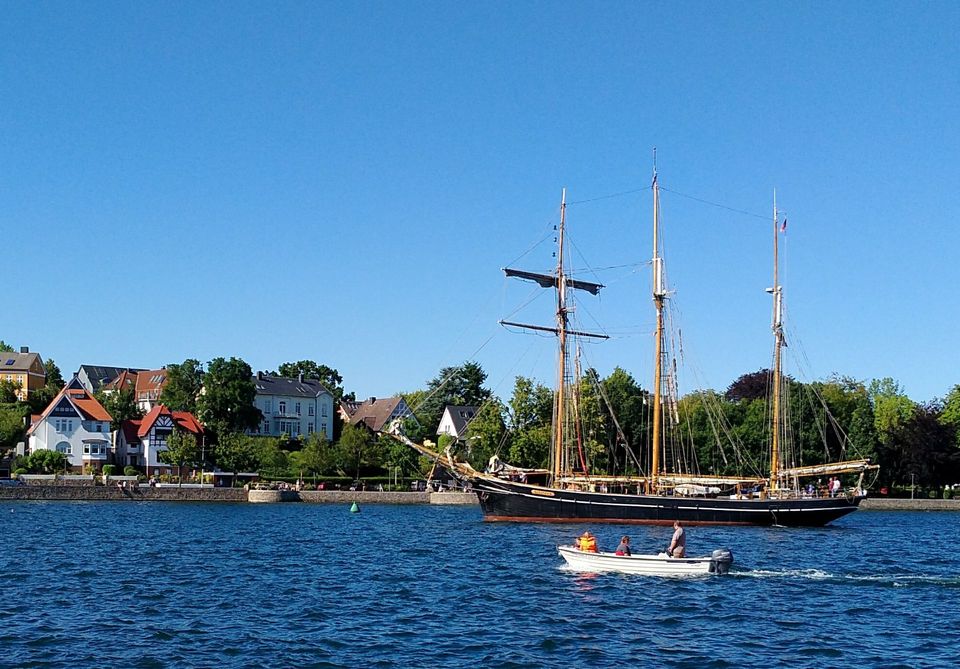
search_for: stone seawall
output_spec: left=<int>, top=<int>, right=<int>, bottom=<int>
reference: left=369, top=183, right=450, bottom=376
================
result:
left=248, top=490, right=469, bottom=504
left=0, top=485, right=245, bottom=502
left=860, top=497, right=960, bottom=511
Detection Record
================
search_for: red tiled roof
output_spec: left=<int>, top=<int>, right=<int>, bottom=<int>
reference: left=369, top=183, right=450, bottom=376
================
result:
left=26, top=384, right=112, bottom=434
left=135, top=368, right=167, bottom=396
left=138, top=405, right=204, bottom=438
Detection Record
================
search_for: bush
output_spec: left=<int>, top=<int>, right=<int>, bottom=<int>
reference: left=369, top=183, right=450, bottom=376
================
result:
left=12, top=468, right=26, bottom=478
left=944, top=488, right=953, bottom=500
left=102, top=465, right=116, bottom=477
left=929, top=490, right=937, bottom=499
left=123, top=466, right=139, bottom=477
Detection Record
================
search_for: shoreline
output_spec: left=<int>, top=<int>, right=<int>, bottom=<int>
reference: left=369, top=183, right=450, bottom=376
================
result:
left=1, top=486, right=957, bottom=511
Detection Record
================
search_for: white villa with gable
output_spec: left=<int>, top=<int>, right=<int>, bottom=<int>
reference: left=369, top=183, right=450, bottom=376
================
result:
left=27, top=378, right=112, bottom=471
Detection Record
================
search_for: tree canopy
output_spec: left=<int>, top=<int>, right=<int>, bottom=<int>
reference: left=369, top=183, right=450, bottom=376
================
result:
left=160, top=359, right=204, bottom=413
left=197, top=357, right=262, bottom=437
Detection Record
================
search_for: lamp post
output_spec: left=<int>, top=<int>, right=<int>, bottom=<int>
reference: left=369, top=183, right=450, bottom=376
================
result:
left=910, top=472, right=916, bottom=500
left=200, top=435, right=206, bottom=487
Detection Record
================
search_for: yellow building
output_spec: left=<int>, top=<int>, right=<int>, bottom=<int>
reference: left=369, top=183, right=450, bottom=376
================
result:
left=1, top=347, right=46, bottom=401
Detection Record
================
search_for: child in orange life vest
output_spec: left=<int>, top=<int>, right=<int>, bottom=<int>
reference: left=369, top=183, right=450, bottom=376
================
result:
left=576, top=531, right=598, bottom=552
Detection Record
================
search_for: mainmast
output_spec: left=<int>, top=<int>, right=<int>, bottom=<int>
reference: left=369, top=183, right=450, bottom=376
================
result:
left=500, top=189, right=608, bottom=486
left=650, top=160, right=665, bottom=494
left=769, top=192, right=784, bottom=492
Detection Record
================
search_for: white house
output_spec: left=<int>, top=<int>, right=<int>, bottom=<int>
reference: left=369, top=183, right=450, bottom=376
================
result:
left=116, top=404, right=205, bottom=475
left=252, top=372, right=334, bottom=439
left=27, top=378, right=112, bottom=472
left=436, top=405, right=478, bottom=442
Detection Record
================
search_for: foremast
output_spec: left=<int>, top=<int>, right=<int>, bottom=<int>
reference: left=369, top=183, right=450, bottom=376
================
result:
left=500, top=189, right=608, bottom=487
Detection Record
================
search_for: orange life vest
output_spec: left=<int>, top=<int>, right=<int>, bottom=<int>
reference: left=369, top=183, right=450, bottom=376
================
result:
left=579, top=536, right=597, bottom=552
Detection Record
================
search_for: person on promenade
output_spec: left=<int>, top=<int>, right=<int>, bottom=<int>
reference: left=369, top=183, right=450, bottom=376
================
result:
left=667, top=521, right=686, bottom=558
left=615, top=536, right=631, bottom=556
left=576, top=531, right=598, bottom=552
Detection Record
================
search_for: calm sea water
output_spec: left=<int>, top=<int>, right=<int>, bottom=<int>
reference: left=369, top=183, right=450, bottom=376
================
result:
left=1, top=501, right=957, bottom=668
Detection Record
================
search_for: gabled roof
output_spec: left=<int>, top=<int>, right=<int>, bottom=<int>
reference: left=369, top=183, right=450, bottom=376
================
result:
left=26, top=382, right=112, bottom=435
left=343, top=396, right=409, bottom=433
left=104, top=370, right=139, bottom=392
left=137, top=405, right=204, bottom=439
left=136, top=368, right=167, bottom=396
left=438, top=405, right=479, bottom=436
left=0, top=351, right=43, bottom=372
left=253, top=373, right=331, bottom=399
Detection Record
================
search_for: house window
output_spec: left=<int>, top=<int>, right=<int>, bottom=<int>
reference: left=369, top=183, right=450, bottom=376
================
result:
left=295, top=402, right=301, bottom=415
left=308, top=405, right=315, bottom=417
left=264, top=399, right=272, bottom=413
left=307, top=423, right=314, bottom=434
left=279, top=401, right=286, bottom=414
left=262, top=420, right=270, bottom=434
left=320, top=422, right=327, bottom=437
left=56, top=441, right=71, bottom=454
left=321, top=404, right=327, bottom=417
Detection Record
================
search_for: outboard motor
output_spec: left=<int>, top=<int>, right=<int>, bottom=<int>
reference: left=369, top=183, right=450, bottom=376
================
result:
left=709, top=548, right=734, bottom=575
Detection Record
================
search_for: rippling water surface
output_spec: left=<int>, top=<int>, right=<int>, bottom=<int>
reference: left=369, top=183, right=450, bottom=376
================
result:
left=1, top=501, right=958, bottom=668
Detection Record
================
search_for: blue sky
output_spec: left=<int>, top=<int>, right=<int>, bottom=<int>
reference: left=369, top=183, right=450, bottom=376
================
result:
left=3, top=2, right=958, bottom=403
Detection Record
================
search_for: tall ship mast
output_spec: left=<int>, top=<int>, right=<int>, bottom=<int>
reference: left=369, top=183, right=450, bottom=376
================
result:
left=392, top=167, right=879, bottom=526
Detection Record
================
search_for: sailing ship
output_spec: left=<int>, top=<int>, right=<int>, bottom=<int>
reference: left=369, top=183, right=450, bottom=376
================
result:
left=394, top=166, right=878, bottom=526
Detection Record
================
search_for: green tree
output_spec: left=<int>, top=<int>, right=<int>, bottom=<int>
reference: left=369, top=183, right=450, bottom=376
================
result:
left=255, top=437, right=290, bottom=478
left=0, top=341, right=13, bottom=352
left=463, top=400, right=507, bottom=470
left=26, top=449, right=68, bottom=474
left=158, top=430, right=200, bottom=486
left=291, top=431, right=335, bottom=478
left=415, top=361, right=492, bottom=432
left=940, top=385, right=960, bottom=449
left=0, top=403, right=29, bottom=452
left=276, top=361, right=353, bottom=402
left=335, top=423, right=384, bottom=481
left=0, top=379, right=20, bottom=404
left=160, top=359, right=204, bottom=413
left=869, top=378, right=917, bottom=446
left=44, top=359, right=64, bottom=389
left=198, top=357, right=262, bottom=438
left=214, top=432, right=259, bottom=481
left=96, top=387, right=143, bottom=431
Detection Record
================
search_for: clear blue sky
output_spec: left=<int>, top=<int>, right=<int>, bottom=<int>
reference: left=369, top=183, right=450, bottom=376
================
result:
left=3, top=2, right=958, bottom=403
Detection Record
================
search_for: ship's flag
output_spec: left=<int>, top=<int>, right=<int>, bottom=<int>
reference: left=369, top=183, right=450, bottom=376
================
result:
left=781, top=218, right=788, bottom=234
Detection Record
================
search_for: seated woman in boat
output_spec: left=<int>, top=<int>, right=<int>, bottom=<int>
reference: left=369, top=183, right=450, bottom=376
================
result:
left=575, top=531, right=598, bottom=552
left=667, top=521, right=686, bottom=558
left=615, top=536, right=631, bottom=556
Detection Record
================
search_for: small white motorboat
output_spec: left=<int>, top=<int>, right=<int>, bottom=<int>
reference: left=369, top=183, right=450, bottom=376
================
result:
left=558, top=545, right=734, bottom=576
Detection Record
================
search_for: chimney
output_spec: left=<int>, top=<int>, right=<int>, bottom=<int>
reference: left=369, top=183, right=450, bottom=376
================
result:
left=20, top=346, right=28, bottom=353
left=298, top=372, right=304, bottom=383
left=257, top=371, right=263, bottom=380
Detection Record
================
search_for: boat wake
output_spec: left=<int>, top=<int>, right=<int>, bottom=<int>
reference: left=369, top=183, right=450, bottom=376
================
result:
left=733, top=568, right=960, bottom=588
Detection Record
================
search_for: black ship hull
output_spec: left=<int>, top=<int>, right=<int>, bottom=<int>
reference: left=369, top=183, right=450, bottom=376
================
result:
left=470, top=476, right=863, bottom=527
